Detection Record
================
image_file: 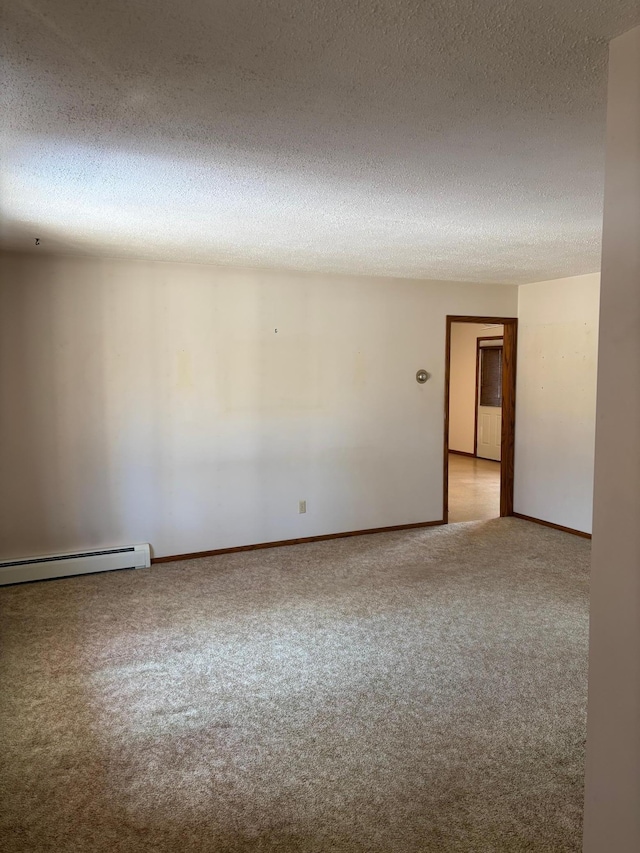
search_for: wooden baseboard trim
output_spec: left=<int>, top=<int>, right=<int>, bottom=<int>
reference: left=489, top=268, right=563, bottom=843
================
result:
left=511, top=512, right=592, bottom=539
left=448, top=449, right=476, bottom=458
left=152, top=519, right=447, bottom=564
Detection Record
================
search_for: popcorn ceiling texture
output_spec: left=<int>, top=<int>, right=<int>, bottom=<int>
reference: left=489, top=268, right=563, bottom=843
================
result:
left=1, top=0, right=639, bottom=283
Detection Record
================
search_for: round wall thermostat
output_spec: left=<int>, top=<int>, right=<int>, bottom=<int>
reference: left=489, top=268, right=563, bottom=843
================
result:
left=416, top=369, right=430, bottom=384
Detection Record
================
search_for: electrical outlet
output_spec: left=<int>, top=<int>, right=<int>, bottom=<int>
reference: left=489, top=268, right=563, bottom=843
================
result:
left=298, top=500, right=307, bottom=514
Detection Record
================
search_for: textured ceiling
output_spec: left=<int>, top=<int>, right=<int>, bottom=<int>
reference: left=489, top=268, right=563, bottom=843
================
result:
left=1, top=1, right=639, bottom=284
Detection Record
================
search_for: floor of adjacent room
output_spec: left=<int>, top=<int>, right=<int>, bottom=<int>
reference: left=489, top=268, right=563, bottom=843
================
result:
left=0, top=518, right=589, bottom=853
left=448, top=452, right=501, bottom=523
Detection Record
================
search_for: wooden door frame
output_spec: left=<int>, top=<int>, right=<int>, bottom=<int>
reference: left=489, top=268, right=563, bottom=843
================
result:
left=444, top=316, right=518, bottom=520
left=474, top=335, right=504, bottom=457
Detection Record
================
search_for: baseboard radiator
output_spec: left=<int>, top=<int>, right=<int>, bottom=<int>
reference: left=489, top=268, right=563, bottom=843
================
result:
left=0, top=544, right=151, bottom=586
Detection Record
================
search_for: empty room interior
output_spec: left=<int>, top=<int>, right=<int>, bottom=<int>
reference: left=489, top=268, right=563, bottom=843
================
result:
left=1, top=3, right=638, bottom=852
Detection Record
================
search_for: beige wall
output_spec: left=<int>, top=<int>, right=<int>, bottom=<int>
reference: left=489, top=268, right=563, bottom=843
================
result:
left=584, top=26, right=640, bottom=853
left=449, top=323, right=503, bottom=454
left=0, top=252, right=517, bottom=560
left=514, top=274, right=600, bottom=534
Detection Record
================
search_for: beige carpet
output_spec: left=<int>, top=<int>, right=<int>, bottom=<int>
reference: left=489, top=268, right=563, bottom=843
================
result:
left=0, top=518, right=590, bottom=852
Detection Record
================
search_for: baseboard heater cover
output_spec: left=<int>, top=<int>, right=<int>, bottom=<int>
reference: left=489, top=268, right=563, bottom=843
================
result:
left=0, top=544, right=151, bottom=586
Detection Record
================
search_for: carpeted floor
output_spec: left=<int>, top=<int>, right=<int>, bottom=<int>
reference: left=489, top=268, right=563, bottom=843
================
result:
left=0, top=518, right=590, bottom=852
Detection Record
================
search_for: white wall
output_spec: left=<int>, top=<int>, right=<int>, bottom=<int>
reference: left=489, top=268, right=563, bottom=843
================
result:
left=0, top=252, right=516, bottom=559
left=584, top=26, right=640, bottom=853
left=514, top=273, right=600, bottom=534
left=449, top=323, right=503, bottom=454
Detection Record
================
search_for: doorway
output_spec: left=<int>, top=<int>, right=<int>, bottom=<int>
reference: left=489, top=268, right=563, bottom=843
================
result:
left=444, top=316, right=517, bottom=522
